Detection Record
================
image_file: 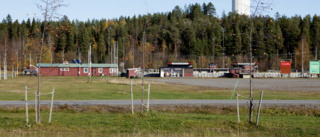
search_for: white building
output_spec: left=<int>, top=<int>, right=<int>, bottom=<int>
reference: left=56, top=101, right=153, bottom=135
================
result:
left=232, top=0, right=250, bottom=16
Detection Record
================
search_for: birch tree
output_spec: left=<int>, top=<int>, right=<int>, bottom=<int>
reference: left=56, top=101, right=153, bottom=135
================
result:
left=36, top=0, right=66, bottom=124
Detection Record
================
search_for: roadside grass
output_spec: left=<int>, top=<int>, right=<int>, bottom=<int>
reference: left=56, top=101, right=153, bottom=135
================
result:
left=0, top=76, right=319, bottom=100
left=0, top=106, right=319, bottom=137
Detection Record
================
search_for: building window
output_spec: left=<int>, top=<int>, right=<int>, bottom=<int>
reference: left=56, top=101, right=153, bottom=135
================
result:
left=98, top=68, right=103, bottom=73
left=60, top=68, right=69, bottom=71
left=84, top=68, right=88, bottom=73
left=110, top=68, right=114, bottom=73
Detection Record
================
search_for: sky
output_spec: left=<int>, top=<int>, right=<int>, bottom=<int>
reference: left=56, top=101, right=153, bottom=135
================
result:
left=0, top=0, right=319, bottom=22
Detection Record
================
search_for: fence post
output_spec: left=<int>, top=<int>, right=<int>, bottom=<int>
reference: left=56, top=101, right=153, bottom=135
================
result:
left=25, top=86, right=28, bottom=124
left=49, top=87, right=55, bottom=123
left=230, top=80, right=239, bottom=100
left=147, top=84, right=150, bottom=112
left=35, top=92, right=37, bottom=122
left=236, top=93, right=240, bottom=124
left=256, top=91, right=264, bottom=126
left=131, top=80, right=134, bottom=114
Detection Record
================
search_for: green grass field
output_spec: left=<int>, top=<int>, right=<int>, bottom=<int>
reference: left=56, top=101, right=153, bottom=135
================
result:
left=0, top=107, right=319, bottom=137
left=0, top=76, right=319, bottom=136
left=0, top=76, right=319, bottom=100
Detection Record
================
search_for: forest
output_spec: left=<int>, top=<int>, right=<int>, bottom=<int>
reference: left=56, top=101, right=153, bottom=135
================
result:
left=0, top=2, right=320, bottom=71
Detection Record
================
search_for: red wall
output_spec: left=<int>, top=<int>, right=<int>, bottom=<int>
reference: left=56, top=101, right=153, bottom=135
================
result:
left=40, top=67, right=111, bottom=76
left=127, top=69, right=139, bottom=78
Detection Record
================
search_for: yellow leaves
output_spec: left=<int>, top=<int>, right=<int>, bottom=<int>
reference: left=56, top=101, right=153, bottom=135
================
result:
left=111, top=39, right=116, bottom=45
left=103, top=22, right=109, bottom=30
left=92, top=38, right=98, bottom=50
left=269, top=19, right=273, bottom=23
left=119, top=19, right=127, bottom=27
left=41, top=45, right=52, bottom=63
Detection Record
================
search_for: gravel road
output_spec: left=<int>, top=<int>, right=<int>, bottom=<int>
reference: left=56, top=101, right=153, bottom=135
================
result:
left=147, top=78, right=320, bottom=92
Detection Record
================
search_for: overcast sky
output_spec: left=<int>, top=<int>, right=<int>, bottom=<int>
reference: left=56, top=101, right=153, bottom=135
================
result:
left=1, top=0, right=319, bottom=22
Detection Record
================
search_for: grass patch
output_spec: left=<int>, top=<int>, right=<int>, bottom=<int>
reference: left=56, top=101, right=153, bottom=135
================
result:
left=0, top=107, right=319, bottom=137
left=0, top=76, right=319, bottom=100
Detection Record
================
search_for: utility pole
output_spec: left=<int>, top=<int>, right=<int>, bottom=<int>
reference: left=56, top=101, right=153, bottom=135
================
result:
left=88, top=43, right=92, bottom=82
left=111, top=43, right=113, bottom=75
left=221, top=27, right=226, bottom=68
left=114, top=42, right=118, bottom=77
left=122, top=37, right=125, bottom=71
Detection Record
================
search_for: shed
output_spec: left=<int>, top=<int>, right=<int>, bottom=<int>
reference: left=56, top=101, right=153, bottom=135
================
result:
left=280, top=60, right=291, bottom=74
left=126, top=68, right=140, bottom=78
left=159, top=62, right=193, bottom=77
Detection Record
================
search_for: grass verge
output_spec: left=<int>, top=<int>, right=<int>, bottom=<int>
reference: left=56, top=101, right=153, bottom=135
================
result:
left=0, top=76, right=319, bottom=100
left=0, top=105, right=319, bottom=137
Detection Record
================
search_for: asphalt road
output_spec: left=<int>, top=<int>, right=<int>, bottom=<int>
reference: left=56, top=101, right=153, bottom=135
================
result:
left=0, top=100, right=319, bottom=106
left=147, top=78, right=320, bottom=92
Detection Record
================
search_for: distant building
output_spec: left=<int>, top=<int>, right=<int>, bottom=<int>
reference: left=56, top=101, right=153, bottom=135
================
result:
left=36, top=63, right=118, bottom=76
left=159, top=62, right=193, bottom=77
left=232, top=0, right=250, bottom=16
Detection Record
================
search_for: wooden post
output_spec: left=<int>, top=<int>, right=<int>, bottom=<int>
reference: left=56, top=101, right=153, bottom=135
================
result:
left=131, top=80, right=134, bottom=114
left=49, top=87, right=55, bottom=123
left=236, top=93, right=240, bottom=124
left=25, top=86, right=28, bottom=124
left=147, top=84, right=150, bottom=112
left=256, top=91, right=263, bottom=126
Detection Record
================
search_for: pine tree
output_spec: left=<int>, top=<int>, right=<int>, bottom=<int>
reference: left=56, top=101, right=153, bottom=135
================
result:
left=311, top=15, right=320, bottom=60
left=78, top=23, right=89, bottom=55
left=98, top=33, right=106, bottom=63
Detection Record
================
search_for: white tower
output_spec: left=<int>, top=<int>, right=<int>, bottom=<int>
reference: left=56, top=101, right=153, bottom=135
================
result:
left=232, top=0, right=250, bottom=16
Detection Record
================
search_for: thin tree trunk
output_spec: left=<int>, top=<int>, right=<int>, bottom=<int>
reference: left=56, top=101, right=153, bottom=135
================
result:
left=37, top=0, right=49, bottom=123
left=141, top=31, right=145, bottom=112
left=249, top=0, right=262, bottom=123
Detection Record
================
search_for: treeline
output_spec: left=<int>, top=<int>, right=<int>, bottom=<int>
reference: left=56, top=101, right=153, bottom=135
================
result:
left=0, top=3, right=320, bottom=71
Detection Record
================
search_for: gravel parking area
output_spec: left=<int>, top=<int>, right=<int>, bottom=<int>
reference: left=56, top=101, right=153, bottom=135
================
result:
left=148, top=78, right=320, bottom=92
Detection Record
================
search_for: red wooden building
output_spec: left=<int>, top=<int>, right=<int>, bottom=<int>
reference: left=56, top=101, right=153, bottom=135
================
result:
left=37, top=63, right=118, bottom=76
